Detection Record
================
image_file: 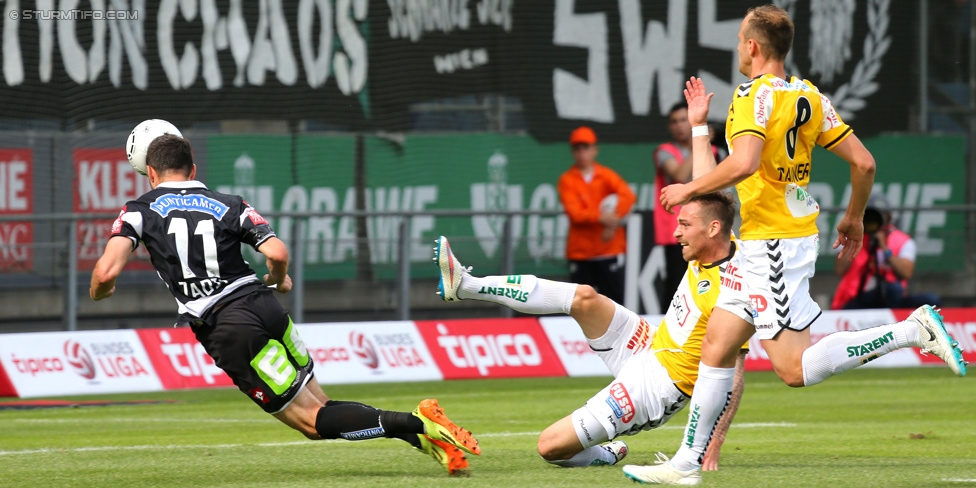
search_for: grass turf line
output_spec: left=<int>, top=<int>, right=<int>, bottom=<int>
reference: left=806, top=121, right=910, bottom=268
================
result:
left=0, top=367, right=973, bottom=487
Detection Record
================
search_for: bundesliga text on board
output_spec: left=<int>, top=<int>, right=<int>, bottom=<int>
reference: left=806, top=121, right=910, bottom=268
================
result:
left=295, top=322, right=442, bottom=384
left=0, top=331, right=161, bottom=398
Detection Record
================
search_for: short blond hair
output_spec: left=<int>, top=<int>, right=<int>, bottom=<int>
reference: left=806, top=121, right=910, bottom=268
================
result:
left=745, top=4, right=794, bottom=61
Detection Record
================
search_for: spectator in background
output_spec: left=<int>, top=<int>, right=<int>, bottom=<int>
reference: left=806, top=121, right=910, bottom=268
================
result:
left=832, top=194, right=942, bottom=310
left=653, top=103, right=720, bottom=310
left=558, top=126, right=636, bottom=305
left=709, top=122, right=729, bottom=162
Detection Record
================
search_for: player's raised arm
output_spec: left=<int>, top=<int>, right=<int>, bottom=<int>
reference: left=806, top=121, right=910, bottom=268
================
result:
left=90, top=236, right=135, bottom=300
left=684, top=77, right=718, bottom=180
left=826, top=133, right=876, bottom=262
left=661, top=135, right=761, bottom=213
left=257, top=236, right=292, bottom=293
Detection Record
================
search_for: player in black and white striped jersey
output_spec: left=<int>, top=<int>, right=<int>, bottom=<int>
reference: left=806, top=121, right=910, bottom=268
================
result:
left=90, top=133, right=480, bottom=476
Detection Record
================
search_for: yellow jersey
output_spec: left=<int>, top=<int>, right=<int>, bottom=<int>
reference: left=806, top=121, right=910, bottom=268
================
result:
left=726, top=74, right=853, bottom=239
left=652, top=241, right=742, bottom=396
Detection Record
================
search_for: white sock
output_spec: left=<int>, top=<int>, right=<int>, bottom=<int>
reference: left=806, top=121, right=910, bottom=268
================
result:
left=670, top=364, right=735, bottom=472
left=547, top=445, right=617, bottom=467
left=457, top=274, right=576, bottom=315
left=801, top=320, right=920, bottom=386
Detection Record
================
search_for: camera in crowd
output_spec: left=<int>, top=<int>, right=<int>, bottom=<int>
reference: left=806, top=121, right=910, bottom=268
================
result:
left=862, top=195, right=891, bottom=249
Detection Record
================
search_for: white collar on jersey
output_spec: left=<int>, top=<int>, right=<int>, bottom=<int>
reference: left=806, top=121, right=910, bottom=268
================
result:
left=156, top=180, right=208, bottom=189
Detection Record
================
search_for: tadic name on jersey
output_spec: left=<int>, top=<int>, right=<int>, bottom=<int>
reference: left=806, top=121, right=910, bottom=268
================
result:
left=178, top=277, right=230, bottom=299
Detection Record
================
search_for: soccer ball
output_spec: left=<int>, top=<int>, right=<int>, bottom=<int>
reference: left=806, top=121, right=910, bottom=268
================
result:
left=125, top=119, right=184, bottom=175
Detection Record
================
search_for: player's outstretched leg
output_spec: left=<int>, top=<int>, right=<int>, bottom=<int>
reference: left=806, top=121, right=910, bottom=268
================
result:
left=433, top=236, right=577, bottom=315
left=302, top=396, right=479, bottom=475
left=799, top=304, right=967, bottom=386
left=622, top=453, right=702, bottom=485
left=414, top=398, right=482, bottom=455
left=911, top=305, right=968, bottom=376
left=415, top=434, right=470, bottom=476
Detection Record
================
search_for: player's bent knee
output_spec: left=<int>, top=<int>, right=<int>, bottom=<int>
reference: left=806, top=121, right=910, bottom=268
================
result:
left=774, top=366, right=806, bottom=388
left=537, top=437, right=558, bottom=461
left=296, top=424, right=320, bottom=440
left=769, top=351, right=807, bottom=387
left=537, top=435, right=576, bottom=461
left=573, top=285, right=599, bottom=307
left=537, top=425, right=562, bottom=460
left=273, top=408, right=321, bottom=440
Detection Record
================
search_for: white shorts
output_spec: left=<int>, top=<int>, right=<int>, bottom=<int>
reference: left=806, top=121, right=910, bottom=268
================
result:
left=716, top=235, right=823, bottom=340
left=581, top=304, right=689, bottom=440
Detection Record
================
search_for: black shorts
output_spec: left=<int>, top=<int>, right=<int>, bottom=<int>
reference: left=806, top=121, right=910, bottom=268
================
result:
left=192, top=289, right=315, bottom=414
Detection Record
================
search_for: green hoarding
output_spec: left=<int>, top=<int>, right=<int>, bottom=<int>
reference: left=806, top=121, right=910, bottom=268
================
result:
left=809, top=134, right=965, bottom=272
left=204, top=133, right=965, bottom=280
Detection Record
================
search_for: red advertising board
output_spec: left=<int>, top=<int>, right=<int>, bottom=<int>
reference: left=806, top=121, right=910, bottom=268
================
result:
left=73, top=148, right=153, bottom=270
left=414, top=318, right=567, bottom=379
left=136, top=328, right=234, bottom=389
left=0, top=149, right=33, bottom=271
left=0, top=360, right=16, bottom=396
left=891, top=308, right=976, bottom=366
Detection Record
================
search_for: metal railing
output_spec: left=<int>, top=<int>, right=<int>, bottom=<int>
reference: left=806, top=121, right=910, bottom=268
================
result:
left=1, top=205, right=973, bottom=331
left=0, top=209, right=562, bottom=330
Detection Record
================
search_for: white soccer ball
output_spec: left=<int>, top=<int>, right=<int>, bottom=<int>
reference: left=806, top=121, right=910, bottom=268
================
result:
left=126, top=119, right=184, bottom=175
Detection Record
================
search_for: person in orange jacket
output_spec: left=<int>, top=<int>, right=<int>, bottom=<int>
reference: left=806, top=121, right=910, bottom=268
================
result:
left=557, top=126, right=636, bottom=305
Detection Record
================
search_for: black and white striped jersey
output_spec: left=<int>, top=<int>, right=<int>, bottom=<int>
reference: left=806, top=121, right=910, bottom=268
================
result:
left=110, top=180, right=275, bottom=319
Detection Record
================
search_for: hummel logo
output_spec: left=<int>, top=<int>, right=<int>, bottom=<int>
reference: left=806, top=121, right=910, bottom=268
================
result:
left=736, top=81, right=754, bottom=98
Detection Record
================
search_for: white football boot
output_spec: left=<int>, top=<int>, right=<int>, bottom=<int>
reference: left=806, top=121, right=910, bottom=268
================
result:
left=909, top=305, right=968, bottom=377
left=622, top=452, right=702, bottom=485
left=433, top=236, right=471, bottom=302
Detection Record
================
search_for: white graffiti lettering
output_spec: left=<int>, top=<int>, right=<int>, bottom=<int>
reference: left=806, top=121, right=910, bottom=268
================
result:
left=3, top=0, right=367, bottom=95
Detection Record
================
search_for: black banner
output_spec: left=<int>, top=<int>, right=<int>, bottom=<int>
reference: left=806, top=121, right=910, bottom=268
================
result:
left=0, top=0, right=913, bottom=141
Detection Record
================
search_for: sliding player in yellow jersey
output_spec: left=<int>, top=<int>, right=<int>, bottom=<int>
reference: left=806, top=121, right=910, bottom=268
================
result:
left=628, top=4, right=967, bottom=485
left=433, top=191, right=744, bottom=475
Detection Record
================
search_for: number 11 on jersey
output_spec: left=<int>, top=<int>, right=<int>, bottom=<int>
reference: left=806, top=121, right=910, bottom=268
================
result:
left=168, top=217, right=221, bottom=279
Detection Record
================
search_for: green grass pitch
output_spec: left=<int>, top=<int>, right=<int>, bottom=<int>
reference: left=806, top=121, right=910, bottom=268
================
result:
left=1, top=367, right=974, bottom=487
